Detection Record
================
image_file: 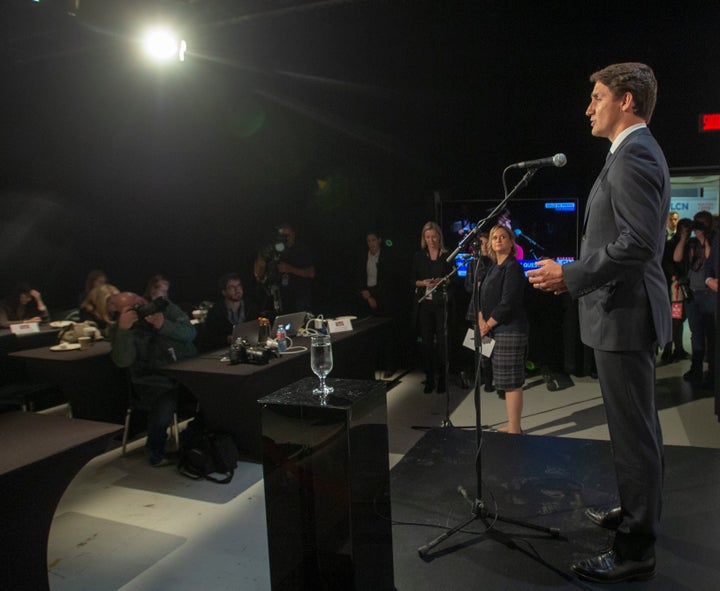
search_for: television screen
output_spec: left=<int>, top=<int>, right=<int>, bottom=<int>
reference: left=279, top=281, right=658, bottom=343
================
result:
left=443, top=198, right=579, bottom=276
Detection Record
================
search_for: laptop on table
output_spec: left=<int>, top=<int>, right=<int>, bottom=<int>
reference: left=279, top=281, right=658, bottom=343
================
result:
left=271, top=311, right=309, bottom=337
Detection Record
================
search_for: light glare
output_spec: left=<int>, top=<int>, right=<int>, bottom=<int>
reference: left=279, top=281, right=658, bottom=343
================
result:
left=142, top=27, right=186, bottom=62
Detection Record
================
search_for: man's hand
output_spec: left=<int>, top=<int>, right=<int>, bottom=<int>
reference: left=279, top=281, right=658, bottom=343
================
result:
left=117, top=306, right=139, bottom=330
left=144, top=312, right=165, bottom=330
left=707, top=278, right=718, bottom=293
left=527, top=258, right=568, bottom=294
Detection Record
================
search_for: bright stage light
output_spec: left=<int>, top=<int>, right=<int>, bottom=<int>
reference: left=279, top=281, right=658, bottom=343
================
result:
left=141, top=27, right=187, bottom=62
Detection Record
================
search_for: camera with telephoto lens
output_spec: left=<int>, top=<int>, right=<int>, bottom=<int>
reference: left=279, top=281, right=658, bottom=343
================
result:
left=131, top=297, right=170, bottom=317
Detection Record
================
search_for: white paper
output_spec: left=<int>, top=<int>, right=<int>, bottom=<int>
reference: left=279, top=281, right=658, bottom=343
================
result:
left=327, top=318, right=353, bottom=333
left=481, top=336, right=495, bottom=358
left=462, top=328, right=475, bottom=350
left=10, top=322, right=40, bottom=335
left=463, top=328, right=494, bottom=358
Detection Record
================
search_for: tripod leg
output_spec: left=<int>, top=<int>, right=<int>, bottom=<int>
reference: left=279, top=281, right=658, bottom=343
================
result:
left=484, top=509, right=560, bottom=537
left=417, top=510, right=481, bottom=558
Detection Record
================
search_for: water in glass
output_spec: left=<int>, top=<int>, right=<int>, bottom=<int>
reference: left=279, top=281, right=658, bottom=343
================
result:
left=310, top=334, right=334, bottom=397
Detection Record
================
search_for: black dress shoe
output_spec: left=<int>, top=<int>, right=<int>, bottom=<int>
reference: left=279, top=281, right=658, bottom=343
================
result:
left=423, top=381, right=435, bottom=394
left=571, top=549, right=656, bottom=583
left=585, top=506, right=623, bottom=529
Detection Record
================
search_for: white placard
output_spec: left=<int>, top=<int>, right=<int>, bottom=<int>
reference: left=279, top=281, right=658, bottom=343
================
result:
left=481, top=337, right=495, bottom=358
left=328, top=318, right=353, bottom=333
left=462, top=328, right=475, bottom=350
left=10, top=322, right=40, bottom=335
left=462, top=328, right=495, bottom=357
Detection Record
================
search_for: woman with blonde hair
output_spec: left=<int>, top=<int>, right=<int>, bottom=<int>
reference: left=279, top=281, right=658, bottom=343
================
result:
left=80, top=283, right=120, bottom=329
left=478, top=224, right=528, bottom=433
left=411, top=221, right=454, bottom=393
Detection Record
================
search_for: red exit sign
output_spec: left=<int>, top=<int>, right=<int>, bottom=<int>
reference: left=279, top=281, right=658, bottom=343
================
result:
left=700, top=113, right=720, bottom=132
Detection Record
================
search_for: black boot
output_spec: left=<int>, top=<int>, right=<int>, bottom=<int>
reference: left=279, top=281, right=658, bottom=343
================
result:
left=683, top=353, right=704, bottom=384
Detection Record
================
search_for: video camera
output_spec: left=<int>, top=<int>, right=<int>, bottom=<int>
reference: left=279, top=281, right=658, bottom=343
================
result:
left=131, top=297, right=169, bottom=317
left=259, top=228, right=289, bottom=263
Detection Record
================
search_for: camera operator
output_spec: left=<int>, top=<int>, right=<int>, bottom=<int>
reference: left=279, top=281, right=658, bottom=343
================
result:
left=673, top=211, right=715, bottom=386
left=253, top=222, right=315, bottom=315
left=108, top=291, right=197, bottom=466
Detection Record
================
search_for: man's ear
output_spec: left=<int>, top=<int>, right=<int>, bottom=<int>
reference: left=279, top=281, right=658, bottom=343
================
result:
left=620, top=91, right=635, bottom=113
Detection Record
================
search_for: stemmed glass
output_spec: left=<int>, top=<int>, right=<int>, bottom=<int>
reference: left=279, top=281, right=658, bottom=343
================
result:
left=310, top=334, right=334, bottom=402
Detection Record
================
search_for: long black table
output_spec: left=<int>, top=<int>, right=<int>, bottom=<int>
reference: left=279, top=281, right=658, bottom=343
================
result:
left=0, top=412, right=121, bottom=591
left=9, top=341, right=127, bottom=424
left=0, top=325, right=60, bottom=385
left=163, top=316, right=390, bottom=462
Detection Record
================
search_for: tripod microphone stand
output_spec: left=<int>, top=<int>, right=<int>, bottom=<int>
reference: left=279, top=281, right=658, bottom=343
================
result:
left=417, top=167, right=560, bottom=559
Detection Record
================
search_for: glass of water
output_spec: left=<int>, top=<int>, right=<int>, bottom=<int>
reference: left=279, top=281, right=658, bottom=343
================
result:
left=310, top=334, right=334, bottom=401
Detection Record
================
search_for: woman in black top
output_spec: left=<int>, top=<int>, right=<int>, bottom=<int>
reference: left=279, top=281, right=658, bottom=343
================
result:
left=479, top=225, right=529, bottom=433
left=412, top=221, right=453, bottom=393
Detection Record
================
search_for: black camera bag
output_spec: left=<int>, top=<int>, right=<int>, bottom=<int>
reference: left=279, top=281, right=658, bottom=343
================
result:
left=178, top=418, right=239, bottom=484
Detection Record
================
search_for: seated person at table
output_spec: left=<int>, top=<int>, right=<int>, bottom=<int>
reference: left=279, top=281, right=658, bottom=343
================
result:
left=79, top=283, right=120, bottom=332
left=107, top=291, right=197, bottom=466
left=203, top=273, right=257, bottom=350
left=143, top=274, right=171, bottom=301
left=78, top=269, right=107, bottom=306
left=0, top=283, right=50, bottom=328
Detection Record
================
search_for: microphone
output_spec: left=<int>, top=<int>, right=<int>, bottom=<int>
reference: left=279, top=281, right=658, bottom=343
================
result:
left=514, top=228, right=544, bottom=250
left=509, top=153, right=567, bottom=169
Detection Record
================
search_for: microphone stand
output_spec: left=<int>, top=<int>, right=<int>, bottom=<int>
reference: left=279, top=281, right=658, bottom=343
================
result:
left=417, top=166, right=560, bottom=559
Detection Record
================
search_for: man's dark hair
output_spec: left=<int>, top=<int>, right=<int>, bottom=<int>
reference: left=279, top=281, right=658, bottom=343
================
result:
left=590, top=62, right=658, bottom=123
left=218, top=273, right=241, bottom=293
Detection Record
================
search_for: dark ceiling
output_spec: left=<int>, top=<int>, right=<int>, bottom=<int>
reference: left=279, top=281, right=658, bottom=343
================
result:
left=1, top=0, right=719, bottom=309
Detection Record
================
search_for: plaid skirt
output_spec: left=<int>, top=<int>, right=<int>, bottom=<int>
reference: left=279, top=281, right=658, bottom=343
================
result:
left=491, top=331, right=528, bottom=390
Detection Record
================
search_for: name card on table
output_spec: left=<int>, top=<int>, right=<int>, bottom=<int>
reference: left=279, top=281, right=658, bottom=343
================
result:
left=328, top=318, right=353, bottom=333
left=10, top=322, right=40, bottom=335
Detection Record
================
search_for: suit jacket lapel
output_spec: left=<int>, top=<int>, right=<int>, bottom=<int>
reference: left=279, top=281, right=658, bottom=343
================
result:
left=583, top=154, right=614, bottom=232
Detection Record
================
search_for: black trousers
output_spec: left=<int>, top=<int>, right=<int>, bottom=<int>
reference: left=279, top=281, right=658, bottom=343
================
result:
left=418, top=300, right=447, bottom=382
left=593, top=347, right=664, bottom=560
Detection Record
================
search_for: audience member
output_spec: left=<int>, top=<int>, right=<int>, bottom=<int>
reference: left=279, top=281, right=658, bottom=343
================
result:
left=79, top=269, right=107, bottom=305
left=79, top=283, right=120, bottom=331
left=203, top=273, right=256, bottom=350
left=478, top=225, right=528, bottom=432
left=357, top=230, right=402, bottom=376
left=659, top=212, right=687, bottom=363
left=704, top=222, right=718, bottom=390
left=674, top=211, right=715, bottom=385
left=107, top=291, right=197, bottom=466
left=412, top=221, right=453, bottom=394
left=254, top=222, right=315, bottom=315
left=666, top=211, right=679, bottom=240
left=0, top=283, right=49, bottom=328
left=143, top=274, right=171, bottom=301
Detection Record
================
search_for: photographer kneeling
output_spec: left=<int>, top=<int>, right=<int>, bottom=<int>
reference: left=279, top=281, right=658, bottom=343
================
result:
left=108, top=292, right=197, bottom=466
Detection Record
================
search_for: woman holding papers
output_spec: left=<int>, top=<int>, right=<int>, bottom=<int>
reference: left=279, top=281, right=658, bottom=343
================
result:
left=478, top=225, right=529, bottom=434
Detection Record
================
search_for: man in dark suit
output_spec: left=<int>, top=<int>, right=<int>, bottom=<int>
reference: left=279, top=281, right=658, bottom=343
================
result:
left=528, top=63, right=670, bottom=583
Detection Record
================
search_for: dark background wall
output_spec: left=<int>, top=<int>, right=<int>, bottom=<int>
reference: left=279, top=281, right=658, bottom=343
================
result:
left=1, top=0, right=719, bottom=314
